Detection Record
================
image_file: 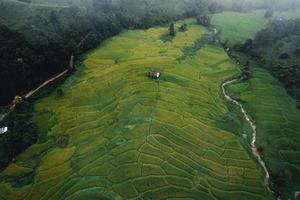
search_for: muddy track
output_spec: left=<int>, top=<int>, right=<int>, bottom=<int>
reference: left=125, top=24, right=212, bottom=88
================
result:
left=24, top=69, right=68, bottom=98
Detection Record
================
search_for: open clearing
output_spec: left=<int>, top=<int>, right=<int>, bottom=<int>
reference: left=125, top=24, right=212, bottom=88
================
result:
left=211, top=10, right=267, bottom=45
left=0, top=19, right=269, bottom=199
left=211, top=8, right=300, bottom=47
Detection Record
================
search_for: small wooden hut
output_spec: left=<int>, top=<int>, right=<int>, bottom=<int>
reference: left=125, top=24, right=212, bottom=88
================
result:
left=148, top=71, right=161, bottom=80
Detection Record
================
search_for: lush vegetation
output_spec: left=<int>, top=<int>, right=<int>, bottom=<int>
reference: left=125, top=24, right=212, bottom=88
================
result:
left=226, top=66, right=300, bottom=199
left=0, top=24, right=70, bottom=105
left=219, top=8, right=300, bottom=199
left=247, top=19, right=300, bottom=104
left=0, top=19, right=270, bottom=200
left=211, top=7, right=300, bottom=106
left=0, top=101, right=37, bottom=170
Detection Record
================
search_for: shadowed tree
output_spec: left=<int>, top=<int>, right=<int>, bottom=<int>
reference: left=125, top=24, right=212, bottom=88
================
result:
left=169, top=23, right=175, bottom=37
left=196, top=14, right=211, bottom=27
left=179, top=23, right=187, bottom=32
left=265, top=9, right=273, bottom=18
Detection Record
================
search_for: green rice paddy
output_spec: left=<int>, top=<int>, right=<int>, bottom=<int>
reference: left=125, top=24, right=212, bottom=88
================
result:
left=0, top=19, right=270, bottom=199
left=212, top=10, right=268, bottom=45
left=211, top=8, right=300, bottom=46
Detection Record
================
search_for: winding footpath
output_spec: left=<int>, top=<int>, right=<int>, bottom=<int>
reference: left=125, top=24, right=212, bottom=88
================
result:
left=0, top=69, right=68, bottom=123
left=24, top=69, right=68, bottom=98
left=222, top=79, right=271, bottom=192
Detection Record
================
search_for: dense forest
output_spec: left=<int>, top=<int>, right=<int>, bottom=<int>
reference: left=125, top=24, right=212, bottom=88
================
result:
left=255, top=19, right=300, bottom=101
left=0, top=24, right=70, bottom=105
left=0, top=102, right=37, bottom=168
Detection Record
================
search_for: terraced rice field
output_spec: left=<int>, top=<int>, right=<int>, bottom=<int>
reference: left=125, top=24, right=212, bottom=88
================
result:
left=211, top=10, right=267, bottom=46
left=226, top=67, right=300, bottom=198
left=0, top=20, right=270, bottom=199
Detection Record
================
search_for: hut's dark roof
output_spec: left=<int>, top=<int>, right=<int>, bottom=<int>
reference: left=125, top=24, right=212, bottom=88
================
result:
left=148, top=71, right=160, bottom=79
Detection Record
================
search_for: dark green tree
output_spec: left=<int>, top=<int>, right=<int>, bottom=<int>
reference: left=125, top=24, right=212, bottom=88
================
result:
left=265, top=9, right=273, bottom=18
left=169, top=23, right=175, bottom=37
left=56, top=88, right=64, bottom=97
left=196, top=14, right=211, bottom=27
left=179, top=23, right=187, bottom=32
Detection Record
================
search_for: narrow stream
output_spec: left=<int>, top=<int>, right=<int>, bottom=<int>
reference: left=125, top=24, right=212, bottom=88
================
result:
left=222, top=79, right=271, bottom=192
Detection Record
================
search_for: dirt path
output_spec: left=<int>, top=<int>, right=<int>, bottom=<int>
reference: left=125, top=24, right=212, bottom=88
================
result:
left=0, top=105, right=14, bottom=122
left=0, top=69, right=68, bottom=123
left=222, top=79, right=271, bottom=191
left=24, top=69, right=68, bottom=98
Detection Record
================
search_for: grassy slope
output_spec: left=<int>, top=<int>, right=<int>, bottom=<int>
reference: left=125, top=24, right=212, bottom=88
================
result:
left=226, top=67, right=300, bottom=198
left=211, top=10, right=267, bottom=46
left=0, top=19, right=269, bottom=199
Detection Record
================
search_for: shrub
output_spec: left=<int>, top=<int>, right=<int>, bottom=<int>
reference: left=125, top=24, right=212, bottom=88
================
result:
left=179, top=23, right=187, bottom=32
left=56, top=88, right=64, bottom=97
left=56, top=135, right=69, bottom=148
left=13, top=95, right=23, bottom=106
left=264, top=10, right=273, bottom=18
left=169, top=23, right=175, bottom=37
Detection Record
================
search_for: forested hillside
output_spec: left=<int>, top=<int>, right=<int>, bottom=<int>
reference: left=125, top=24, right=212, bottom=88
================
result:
left=253, top=19, right=300, bottom=102
left=0, top=24, right=69, bottom=105
left=0, top=0, right=209, bottom=105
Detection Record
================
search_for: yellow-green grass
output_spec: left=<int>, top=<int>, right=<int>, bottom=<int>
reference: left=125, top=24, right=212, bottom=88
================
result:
left=212, top=10, right=268, bottom=46
left=0, top=19, right=269, bottom=199
left=1, top=163, right=32, bottom=178
left=226, top=67, right=300, bottom=198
